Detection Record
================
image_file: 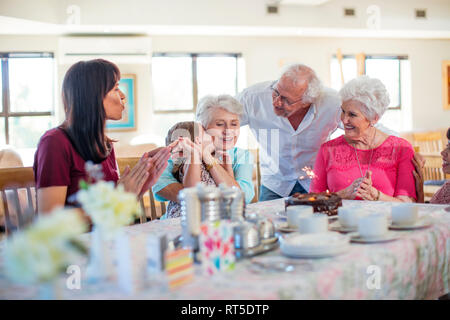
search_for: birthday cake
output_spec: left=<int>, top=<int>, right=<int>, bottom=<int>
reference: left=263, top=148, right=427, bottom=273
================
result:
left=285, top=192, right=342, bottom=216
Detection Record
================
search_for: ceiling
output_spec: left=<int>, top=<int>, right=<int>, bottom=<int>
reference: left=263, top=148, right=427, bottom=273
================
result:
left=0, top=0, right=449, bottom=39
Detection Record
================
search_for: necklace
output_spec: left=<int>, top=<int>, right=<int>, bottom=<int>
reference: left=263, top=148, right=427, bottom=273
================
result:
left=352, top=129, right=376, bottom=178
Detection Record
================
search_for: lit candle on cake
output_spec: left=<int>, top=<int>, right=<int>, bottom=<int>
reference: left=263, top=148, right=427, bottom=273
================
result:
left=299, top=166, right=317, bottom=180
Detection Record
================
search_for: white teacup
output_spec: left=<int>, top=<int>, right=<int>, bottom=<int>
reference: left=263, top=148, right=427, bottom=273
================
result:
left=357, top=213, right=388, bottom=239
left=391, top=204, right=419, bottom=226
left=287, top=206, right=313, bottom=228
left=298, top=214, right=328, bottom=234
left=338, top=207, right=366, bottom=229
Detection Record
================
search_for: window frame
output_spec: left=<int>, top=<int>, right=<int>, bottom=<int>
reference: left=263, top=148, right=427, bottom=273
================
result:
left=331, top=54, right=408, bottom=110
left=151, top=52, right=242, bottom=114
left=0, top=52, right=54, bottom=145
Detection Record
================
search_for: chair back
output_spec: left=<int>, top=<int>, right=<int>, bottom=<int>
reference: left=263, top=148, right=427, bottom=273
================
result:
left=116, top=157, right=166, bottom=222
left=412, top=131, right=444, bottom=156
left=413, top=141, right=446, bottom=182
left=117, top=157, right=141, bottom=177
left=0, top=167, right=36, bottom=235
left=413, top=146, right=447, bottom=201
left=114, top=143, right=157, bottom=158
left=422, top=155, right=446, bottom=182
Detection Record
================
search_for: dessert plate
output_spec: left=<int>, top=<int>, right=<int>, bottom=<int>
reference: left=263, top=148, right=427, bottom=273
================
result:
left=389, top=218, right=433, bottom=230
left=350, top=232, right=399, bottom=244
left=248, top=256, right=312, bottom=273
left=280, top=232, right=350, bottom=258
left=281, top=245, right=349, bottom=259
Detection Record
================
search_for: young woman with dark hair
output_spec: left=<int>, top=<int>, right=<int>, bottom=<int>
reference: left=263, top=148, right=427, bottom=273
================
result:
left=34, top=59, right=172, bottom=213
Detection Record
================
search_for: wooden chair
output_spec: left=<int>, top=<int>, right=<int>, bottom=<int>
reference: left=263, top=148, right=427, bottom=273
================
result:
left=147, top=189, right=166, bottom=221
left=0, top=167, right=37, bottom=235
left=422, top=154, right=446, bottom=201
left=114, top=143, right=157, bottom=158
left=248, top=148, right=261, bottom=203
left=406, top=130, right=448, bottom=201
left=412, top=131, right=444, bottom=156
left=116, top=157, right=166, bottom=222
left=116, top=157, right=141, bottom=177
left=412, top=144, right=446, bottom=201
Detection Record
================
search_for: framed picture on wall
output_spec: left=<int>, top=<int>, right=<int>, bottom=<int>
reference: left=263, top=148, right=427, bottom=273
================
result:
left=106, top=74, right=137, bottom=131
left=443, top=61, right=450, bottom=110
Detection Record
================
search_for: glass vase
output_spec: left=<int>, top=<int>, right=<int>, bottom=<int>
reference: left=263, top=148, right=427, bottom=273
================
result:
left=85, top=226, right=114, bottom=284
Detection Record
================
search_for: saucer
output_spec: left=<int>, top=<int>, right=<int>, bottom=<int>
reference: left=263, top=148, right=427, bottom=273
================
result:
left=276, top=211, right=337, bottom=222
left=389, top=218, right=433, bottom=230
left=276, top=222, right=298, bottom=233
left=350, top=232, right=399, bottom=244
left=329, top=221, right=357, bottom=233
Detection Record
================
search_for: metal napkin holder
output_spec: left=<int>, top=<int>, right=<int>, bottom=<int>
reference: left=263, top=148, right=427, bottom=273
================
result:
left=178, top=183, right=278, bottom=261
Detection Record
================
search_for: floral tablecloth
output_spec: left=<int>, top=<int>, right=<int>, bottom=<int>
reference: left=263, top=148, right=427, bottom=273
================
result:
left=0, top=199, right=449, bottom=300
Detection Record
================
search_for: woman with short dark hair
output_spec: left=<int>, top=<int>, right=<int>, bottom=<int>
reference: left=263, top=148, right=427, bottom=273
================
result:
left=430, top=128, right=450, bottom=204
left=34, top=59, right=171, bottom=213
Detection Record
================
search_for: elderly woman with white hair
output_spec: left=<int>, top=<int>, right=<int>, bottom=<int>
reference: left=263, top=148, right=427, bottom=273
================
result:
left=310, top=76, right=417, bottom=202
left=153, top=94, right=255, bottom=218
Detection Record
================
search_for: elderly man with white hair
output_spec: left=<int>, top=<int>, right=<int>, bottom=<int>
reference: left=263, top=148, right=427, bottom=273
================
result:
left=310, top=75, right=417, bottom=202
left=153, top=94, right=255, bottom=206
left=237, top=64, right=423, bottom=201
left=237, top=64, right=346, bottom=201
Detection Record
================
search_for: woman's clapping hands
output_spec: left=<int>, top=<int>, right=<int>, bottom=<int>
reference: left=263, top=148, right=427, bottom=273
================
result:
left=119, top=146, right=172, bottom=198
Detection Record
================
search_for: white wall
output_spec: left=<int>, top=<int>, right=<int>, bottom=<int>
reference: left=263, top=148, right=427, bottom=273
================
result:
left=2, top=0, right=450, bottom=31
left=0, top=34, right=449, bottom=153
left=152, top=35, right=450, bottom=132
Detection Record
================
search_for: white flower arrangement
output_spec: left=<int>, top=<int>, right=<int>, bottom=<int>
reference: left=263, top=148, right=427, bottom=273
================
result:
left=4, top=208, right=87, bottom=284
left=76, top=181, right=141, bottom=236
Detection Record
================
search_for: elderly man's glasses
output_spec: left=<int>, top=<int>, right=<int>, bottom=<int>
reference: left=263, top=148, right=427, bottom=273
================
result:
left=270, top=81, right=304, bottom=107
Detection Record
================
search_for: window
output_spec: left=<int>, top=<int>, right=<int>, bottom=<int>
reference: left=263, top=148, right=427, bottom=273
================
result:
left=0, top=53, right=55, bottom=164
left=150, top=53, right=247, bottom=146
left=330, top=54, right=412, bottom=134
left=151, top=53, right=243, bottom=113
left=330, top=55, right=408, bottom=109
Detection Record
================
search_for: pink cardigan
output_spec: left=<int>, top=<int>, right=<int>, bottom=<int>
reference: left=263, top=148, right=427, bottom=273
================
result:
left=310, top=135, right=417, bottom=200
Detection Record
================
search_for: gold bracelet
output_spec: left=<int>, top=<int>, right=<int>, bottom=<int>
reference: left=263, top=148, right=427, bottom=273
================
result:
left=205, top=158, right=218, bottom=171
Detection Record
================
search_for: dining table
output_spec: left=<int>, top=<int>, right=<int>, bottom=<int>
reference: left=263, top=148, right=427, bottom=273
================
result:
left=0, top=199, right=449, bottom=300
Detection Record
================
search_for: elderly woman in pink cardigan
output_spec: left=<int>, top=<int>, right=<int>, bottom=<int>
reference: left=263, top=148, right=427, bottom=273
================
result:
left=310, top=76, right=416, bottom=202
